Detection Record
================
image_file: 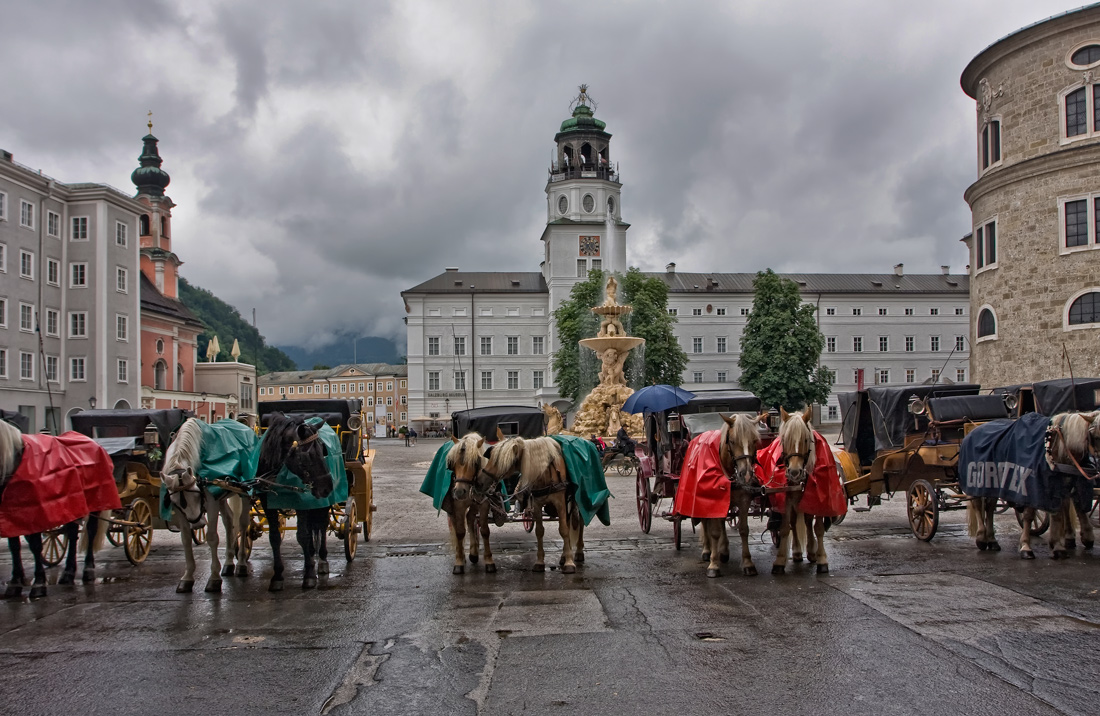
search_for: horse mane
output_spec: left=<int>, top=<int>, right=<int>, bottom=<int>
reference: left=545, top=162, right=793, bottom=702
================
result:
left=718, top=414, right=760, bottom=473
left=485, top=436, right=523, bottom=477
left=0, top=419, right=23, bottom=479
left=516, top=436, right=564, bottom=490
left=163, top=417, right=203, bottom=475
left=1051, top=411, right=1093, bottom=461
left=779, top=411, right=816, bottom=471
left=258, top=412, right=299, bottom=474
left=446, top=433, right=485, bottom=473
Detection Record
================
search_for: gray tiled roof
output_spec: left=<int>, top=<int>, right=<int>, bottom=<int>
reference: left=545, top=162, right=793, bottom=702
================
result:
left=258, top=363, right=408, bottom=385
left=402, top=272, right=548, bottom=294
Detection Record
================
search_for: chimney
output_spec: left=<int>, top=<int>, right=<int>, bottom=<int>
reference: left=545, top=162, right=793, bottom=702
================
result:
left=941, top=265, right=950, bottom=275
left=666, top=262, right=676, bottom=274
left=893, top=263, right=904, bottom=277
left=445, top=267, right=459, bottom=272
left=1, top=150, right=12, bottom=162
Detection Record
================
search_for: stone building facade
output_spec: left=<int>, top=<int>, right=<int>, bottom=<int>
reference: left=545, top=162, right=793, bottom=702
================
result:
left=257, top=363, right=408, bottom=435
left=962, top=5, right=1100, bottom=386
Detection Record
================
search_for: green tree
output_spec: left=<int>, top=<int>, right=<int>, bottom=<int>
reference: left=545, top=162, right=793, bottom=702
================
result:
left=738, top=269, right=834, bottom=410
left=312, top=364, right=332, bottom=371
left=551, top=269, right=605, bottom=403
left=619, top=267, right=688, bottom=387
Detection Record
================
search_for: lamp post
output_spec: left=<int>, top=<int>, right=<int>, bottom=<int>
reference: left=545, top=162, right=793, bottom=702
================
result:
left=88, top=396, right=97, bottom=409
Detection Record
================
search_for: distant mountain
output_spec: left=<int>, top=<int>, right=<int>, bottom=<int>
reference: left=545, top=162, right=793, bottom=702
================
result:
left=178, top=277, right=297, bottom=375
left=277, top=333, right=404, bottom=371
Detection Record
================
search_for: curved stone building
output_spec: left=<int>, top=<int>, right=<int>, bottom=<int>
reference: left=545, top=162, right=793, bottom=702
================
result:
left=962, top=5, right=1100, bottom=386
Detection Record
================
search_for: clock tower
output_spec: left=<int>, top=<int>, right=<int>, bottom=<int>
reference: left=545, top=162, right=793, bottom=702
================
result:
left=541, top=86, right=629, bottom=355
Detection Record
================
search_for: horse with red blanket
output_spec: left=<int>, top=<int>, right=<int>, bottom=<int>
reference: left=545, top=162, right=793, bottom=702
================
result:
left=0, top=419, right=120, bottom=599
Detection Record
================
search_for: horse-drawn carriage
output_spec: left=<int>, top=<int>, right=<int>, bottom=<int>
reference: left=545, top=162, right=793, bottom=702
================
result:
left=635, top=389, right=778, bottom=547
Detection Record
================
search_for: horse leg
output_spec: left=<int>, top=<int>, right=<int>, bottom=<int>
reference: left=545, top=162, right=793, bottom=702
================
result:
left=449, top=504, right=468, bottom=575
left=983, top=499, right=1000, bottom=551
left=25, top=533, right=48, bottom=599
left=479, top=503, right=496, bottom=573
left=234, top=497, right=250, bottom=576
left=814, top=516, right=829, bottom=573
left=177, top=510, right=197, bottom=593
left=532, top=499, right=547, bottom=572
left=772, top=503, right=794, bottom=574
left=466, top=507, right=479, bottom=565
left=1049, top=501, right=1069, bottom=559
left=573, top=507, right=585, bottom=564
left=219, top=497, right=236, bottom=576
left=204, top=494, right=223, bottom=593
left=792, top=511, right=806, bottom=563
left=316, top=509, right=329, bottom=576
left=1019, top=506, right=1036, bottom=559
left=704, top=519, right=725, bottom=578
left=1077, top=500, right=1094, bottom=549
left=805, top=513, right=819, bottom=563
left=699, top=517, right=712, bottom=562
left=554, top=494, right=576, bottom=574
left=737, top=495, right=757, bottom=576
left=82, top=512, right=104, bottom=582
left=297, top=514, right=317, bottom=589
left=265, top=505, right=285, bottom=591
left=59, top=520, right=81, bottom=585
left=5, top=537, right=26, bottom=598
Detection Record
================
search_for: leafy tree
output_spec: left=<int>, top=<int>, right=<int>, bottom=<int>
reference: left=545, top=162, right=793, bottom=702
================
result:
left=738, top=269, right=833, bottom=410
left=619, top=267, right=688, bottom=387
left=312, top=364, right=332, bottom=371
left=551, top=269, right=604, bottom=403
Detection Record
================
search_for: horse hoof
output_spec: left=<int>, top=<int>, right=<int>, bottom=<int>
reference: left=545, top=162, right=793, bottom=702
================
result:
left=1065, top=540, right=1076, bottom=551
left=989, top=541, right=1001, bottom=552
left=235, top=565, right=248, bottom=577
left=792, top=555, right=804, bottom=563
left=532, top=563, right=545, bottom=573
left=269, top=578, right=284, bottom=592
left=816, top=564, right=829, bottom=574
left=977, top=541, right=988, bottom=551
left=575, top=552, right=585, bottom=564
left=204, top=579, right=222, bottom=593
left=177, top=580, right=194, bottom=593
left=82, top=569, right=95, bottom=583
left=772, top=565, right=785, bottom=575
left=700, top=551, right=710, bottom=562
left=1021, top=551, right=1035, bottom=560
left=808, top=554, right=818, bottom=564
left=4, top=584, right=22, bottom=599
left=29, top=585, right=47, bottom=600
left=302, top=577, right=318, bottom=590
left=562, top=564, right=576, bottom=574
left=485, top=563, right=497, bottom=574
left=317, top=561, right=329, bottom=575
left=744, top=565, right=758, bottom=576
left=1052, top=550, right=1068, bottom=560
left=1084, top=540, right=1094, bottom=550
left=452, top=565, right=465, bottom=575
left=719, top=553, right=730, bottom=564
left=58, top=572, right=75, bottom=586
left=221, top=565, right=235, bottom=577
left=706, top=568, right=720, bottom=578
left=468, top=554, right=479, bottom=565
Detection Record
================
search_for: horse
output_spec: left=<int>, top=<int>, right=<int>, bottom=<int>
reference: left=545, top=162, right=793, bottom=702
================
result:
left=965, top=411, right=1097, bottom=559
left=160, top=417, right=257, bottom=594
left=444, top=433, right=501, bottom=574
left=770, top=407, right=835, bottom=575
left=484, top=434, right=580, bottom=573
left=1, top=419, right=117, bottom=599
left=695, top=413, right=768, bottom=578
left=256, top=413, right=336, bottom=591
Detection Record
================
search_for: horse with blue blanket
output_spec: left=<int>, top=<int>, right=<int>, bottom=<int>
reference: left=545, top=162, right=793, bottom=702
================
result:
left=961, top=411, right=1097, bottom=559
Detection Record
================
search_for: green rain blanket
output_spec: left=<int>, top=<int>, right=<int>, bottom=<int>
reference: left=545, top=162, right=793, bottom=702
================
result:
left=160, top=419, right=260, bottom=522
left=420, top=441, right=455, bottom=512
left=552, top=435, right=612, bottom=527
left=266, top=419, right=349, bottom=511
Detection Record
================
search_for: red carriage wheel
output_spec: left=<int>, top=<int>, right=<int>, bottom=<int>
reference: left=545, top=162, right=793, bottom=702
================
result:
left=636, top=474, right=652, bottom=533
left=41, top=528, right=69, bottom=567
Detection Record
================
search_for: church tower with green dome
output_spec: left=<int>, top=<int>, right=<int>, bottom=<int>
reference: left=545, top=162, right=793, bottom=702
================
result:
left=131, top=117, right=183, bottom=300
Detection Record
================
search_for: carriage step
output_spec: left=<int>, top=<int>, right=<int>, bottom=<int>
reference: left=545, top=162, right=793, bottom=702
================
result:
left=853, top=507, right=871, bottom=512
left=370, top=505, right=378, bottom=512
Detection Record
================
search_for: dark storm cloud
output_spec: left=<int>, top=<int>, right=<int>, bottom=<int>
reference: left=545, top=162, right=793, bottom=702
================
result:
left=0, top=0, right=1076, bottom=347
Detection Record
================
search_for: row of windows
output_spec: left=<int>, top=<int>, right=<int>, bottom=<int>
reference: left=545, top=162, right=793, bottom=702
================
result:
left=0, top=348, right=125, bottom=383
left=427, top=307, right=546, bottom=318
left=973, top=292, right=1100, bottom=337
left=687, top=336, right=731, bottom=354
left=849, top=368, right=966, bottom=385
left=0, top=196, right=130, bottom=247
left=826, top=335, right=966, bottom=353
left=0, top=246, right=130, bottom=292
left=427, top=336, right=546, bottom=356
left=429, top=370, right=545, bottom=391
left=975, top=197, right=1100, bottom=273
left=671, top=306, right=965, bottom=318
left=260, top=380, right=406, bottom=397
left=667, top=307, right=731, bottom=317
left=0, top=302, right=129, bottom=341
left=690, top=371, right=730, bottom=383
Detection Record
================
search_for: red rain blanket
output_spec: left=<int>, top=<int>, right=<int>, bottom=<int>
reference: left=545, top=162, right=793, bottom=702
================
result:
left=755, top=431, right=847, bottom=518
left=0, top=432, right=120, bottom=538
left=673, top=430, right=732, bottom=519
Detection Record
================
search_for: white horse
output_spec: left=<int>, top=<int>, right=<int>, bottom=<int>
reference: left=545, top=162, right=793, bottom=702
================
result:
left=161, top=418, right=252, bottom=593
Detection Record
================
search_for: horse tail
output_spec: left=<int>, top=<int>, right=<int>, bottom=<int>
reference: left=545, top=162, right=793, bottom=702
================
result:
left=78, top=510, right=111, bottom=553
left=966, top=499, right=980, bottom=538
left=1068, top=502, right=1080, bottom=532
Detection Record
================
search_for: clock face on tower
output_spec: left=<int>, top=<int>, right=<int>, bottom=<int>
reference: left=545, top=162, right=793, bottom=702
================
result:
left=579, top=236, right=600, bottom=256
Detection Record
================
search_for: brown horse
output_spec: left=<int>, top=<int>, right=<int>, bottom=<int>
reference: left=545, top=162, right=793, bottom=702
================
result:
left=698, top=412, right=767, bottom=578
left=445, top=433, right=499, bottom=574
left=771, top=406, right=832, bottom=575
left=484, top=435, right=579, bottom=573
left=967, top=411, right=1097, bottom=559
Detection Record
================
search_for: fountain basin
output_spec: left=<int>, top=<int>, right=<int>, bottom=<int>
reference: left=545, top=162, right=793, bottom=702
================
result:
left=579, top=336, right=645, bottom=353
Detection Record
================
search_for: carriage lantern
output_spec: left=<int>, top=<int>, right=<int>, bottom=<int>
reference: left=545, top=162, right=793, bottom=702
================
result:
left=907, top=396, right=927, bottom=416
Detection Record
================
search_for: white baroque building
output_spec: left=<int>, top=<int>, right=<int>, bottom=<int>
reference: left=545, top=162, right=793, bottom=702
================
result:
left=402, top=91, right=970, bottom=425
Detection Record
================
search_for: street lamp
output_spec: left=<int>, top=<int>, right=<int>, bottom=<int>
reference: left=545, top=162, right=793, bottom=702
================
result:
left=88, top=396, right=97, bottom=409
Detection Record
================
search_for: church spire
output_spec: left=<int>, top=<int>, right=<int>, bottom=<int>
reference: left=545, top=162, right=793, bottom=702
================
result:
left=131, top=116, right=171, bottom=197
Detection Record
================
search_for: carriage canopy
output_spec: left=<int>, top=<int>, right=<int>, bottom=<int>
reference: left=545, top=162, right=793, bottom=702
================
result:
left=839, top=384, right=982, bottom=454
left=451, top=406, right=545, bottom=439
left=70, top=408, right=190, bottom=448
left=258, top=399, right=363, bottom=431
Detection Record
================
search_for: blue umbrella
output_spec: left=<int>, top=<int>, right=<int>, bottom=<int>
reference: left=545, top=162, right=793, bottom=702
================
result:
left=621, top=385, right=696, bottom=415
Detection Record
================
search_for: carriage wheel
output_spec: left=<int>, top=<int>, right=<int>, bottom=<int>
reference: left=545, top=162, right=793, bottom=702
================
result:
left=995, top=501, right=1011, bottom=515
left=106, top=509, right=126, bottom=547
left=343, top=496, right=358, bottom=562
left=123, top=498, right=154, bottom=565
left=362, top=472, right=374, bottom=542
left=830, top=511, right=846, bottom=527
left=617, top=458, right=634, bottom=476
left=673, top=516, right=682, bottom=550
left=522, top=509, right=535, bottom=533
left=192, top=524, right=207, bottom=545
left=1014, top=506, right=1050, bottom=537
left=907, top=479, right=939, bottom=541
left=41, top=528, right=69, bottom=567
left=636, top=474, right=652, bottom=534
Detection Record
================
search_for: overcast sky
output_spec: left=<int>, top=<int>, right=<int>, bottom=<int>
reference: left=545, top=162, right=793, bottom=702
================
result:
left=0, top=0, right=1080, bottom=349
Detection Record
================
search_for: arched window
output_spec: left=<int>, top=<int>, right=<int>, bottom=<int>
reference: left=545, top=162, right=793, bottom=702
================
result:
left=140, top=214, right=150, bottom=236
left=177, top=364, right=185, bottom=390
left=113, top=399, right=131, bottom=410
left=1068, top=291, right=1100, bottom=325
left=160, top=216, right=168, bottom=237
left=580, top=142, right=593, bottom=165
left=154, top=360, right=167, bottom=390
left=977, top=307, right=997, bottom=339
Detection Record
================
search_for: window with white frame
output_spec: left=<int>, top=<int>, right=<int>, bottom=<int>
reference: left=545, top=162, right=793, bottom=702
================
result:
left=825, top=307, right=835, bottom=316
left=386, top=396, right=393, bottom=406
left=717, top=336, right=727, bottom=353
left=69, top=311, right=87, bottom=338
left=367, top=383, right=374, bottom=391
left=692, top=337, right=703, bottom=354
left=930, top=336, right=940, bottom=352
left=0, top=192, right=5, bottom=220
left=974, top=219, right=997, bottom=269
left=853, top=369, right=862, bottom=384
left=47, top=258, right=59, bottom=286
left=71, top=216, right=88, bottom=240
left=955, top=335, right=965, bottom=351
left=117, top=315, right=128, bottom=341
left=46, top=309, right=58, bottom=337
left=367, top=397, right=374, bottom=406
left=386, top=381, right=393, bottom=391
left=955, top=307, right=965, bottom=316
left=453, top=371, right=466, bottom=390
left=533, top=370, right=544, bottom=389
left=118, top=359, right=129, bottom=383
left=306, top=385, right=313, bottom=394
left=340, top=383, right=346, bottom=393
left=852, top=336, right=863, bottom=352
left=507, top=336, right=519, bottom=355
left=931, top=368, right=941, bottom=382
left=930, top=308, right=939, bottom=316
left=878, top=369, right=890, bottom=384
left=1060, top=196, right=1100, bottom=252
left=20, top=351, right=34, bottom=380
left=716, top=307, right=726, bottom=316
left=117, top=267, right=128, bottom=293
left=507, top=371, right=519, bottom=390
left=956, top=368, right=966, bottom=382
left=905, top=307, right=914, bottom=316
left=692, top=308, right=702, bottom=316
left=19, top=201, right=34, bottom=229
left=400, top=412, right=407, bottom=422
left=481, top=371, right=493, bottom=390
left=453, top=336, right=466, bottom=356
left=740, top=307, right=750, bottom=316
left=692, top=371, right=703, bottom=384
left=70, top=262, right=87, bottom=288
left=70, top=356, right=86, bottom=381
left=825, top=405, right=838, bottom=421
left=400, top=395, right=407, bottom=405
left=427, top=337, right=440, bottom=356
left=826, top=337, right=836, bottom=353
left=852, top=307, right=862, bottom=316
left=1060, top=79, right=1100, bottom=141
left=0, top=297, right=5, bottom=328
left=19, top=303, right=34, bottom=332
left=480, top=336, right=492, bottom=355
left=532, top=336, right=545, bottom=355
left=0, top=349, right=6, bottom=377
left=47, top=211, right=60, bottom=238
left=667, top=308, right=678, bottom=316
left=717, top=371, right=727, bottom=383
left=906, top=369, right=915, bottom=384
left=905, top=336, right=914, bottom=352
left=361, top=382, right=366, bottom=391
left=19, top=250, right=33, bottom=279
left=980, top=119, right=1002, bottom=170
left=577, top=259, right=587, bottom=278
left=1067, top=291, right=1100, bottom=326
left=45, top=355, right=58, bottom=382
left=879, top=336, right=888, bottom=352
left=878, top=307, right=887, bottom=316
left=0, top=243, right=5, bottom=272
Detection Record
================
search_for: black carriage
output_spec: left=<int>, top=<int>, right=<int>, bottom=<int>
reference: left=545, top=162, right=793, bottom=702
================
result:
left=69, top=408, right=191, bottom=564
left=636, top=390, right=777, bottom=547
left=256, top=399, right=375, bottom=560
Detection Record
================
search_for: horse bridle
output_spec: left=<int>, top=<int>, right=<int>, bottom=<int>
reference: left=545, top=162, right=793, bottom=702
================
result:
left=722, top=430, right=759, bottom=490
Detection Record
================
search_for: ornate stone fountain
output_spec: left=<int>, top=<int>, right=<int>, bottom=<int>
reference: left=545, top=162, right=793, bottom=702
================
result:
left=568, top=275, right=645, bottom=437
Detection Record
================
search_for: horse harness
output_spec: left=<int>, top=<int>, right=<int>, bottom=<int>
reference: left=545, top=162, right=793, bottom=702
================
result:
left=1046, top=425, right=1100, bottom=482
